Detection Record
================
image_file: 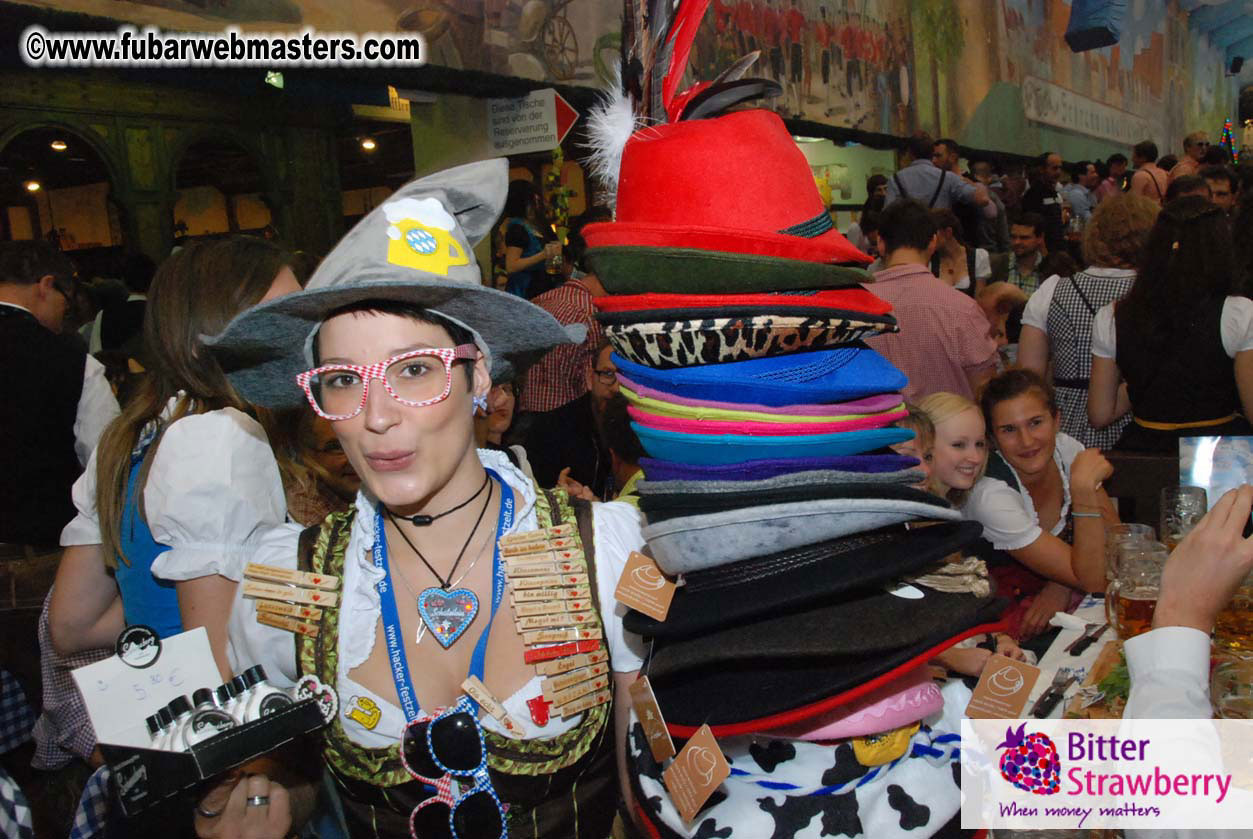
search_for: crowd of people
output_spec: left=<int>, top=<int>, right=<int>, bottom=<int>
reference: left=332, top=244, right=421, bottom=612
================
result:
left=1, top=114, right=1252, bottom=839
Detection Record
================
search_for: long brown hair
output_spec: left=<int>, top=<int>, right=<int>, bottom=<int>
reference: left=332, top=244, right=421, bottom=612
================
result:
left=95, top=237, right=289, bottom=567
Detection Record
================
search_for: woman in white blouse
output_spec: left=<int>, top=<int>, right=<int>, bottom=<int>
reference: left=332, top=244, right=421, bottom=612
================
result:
left=1017, top=194, right=1158, bottom=449
left=930, top=207, right=992, bottom=297
left=1089, top=195, right=1253, bottom=451
left=961, top=370, right=1117, bottom=646
left=49, top=238, right=300, bottom=681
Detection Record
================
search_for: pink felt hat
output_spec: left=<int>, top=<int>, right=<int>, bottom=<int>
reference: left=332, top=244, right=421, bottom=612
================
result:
left=619, top=374, right=902, bottom=418
left=757, top=665, right=944, bottom=742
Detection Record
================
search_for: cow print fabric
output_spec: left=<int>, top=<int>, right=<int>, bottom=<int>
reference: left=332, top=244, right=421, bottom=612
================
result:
left=626, top=680, right=970, bottom=838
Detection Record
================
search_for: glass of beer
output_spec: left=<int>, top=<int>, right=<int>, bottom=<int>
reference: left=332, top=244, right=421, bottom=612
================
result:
left=1215, top=571, right=1253, bottom=657
left=1211, top=653, right=1253, bottom=718
left=1159, top=486, right=1208, bottom=551
left=1105, top=541, right=1167, bottom=639
left=1104, top=523, right=1155, bottom=583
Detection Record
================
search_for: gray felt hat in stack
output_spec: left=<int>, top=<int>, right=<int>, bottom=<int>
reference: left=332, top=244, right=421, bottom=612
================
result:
left=204, top=158, right=583, bottom=408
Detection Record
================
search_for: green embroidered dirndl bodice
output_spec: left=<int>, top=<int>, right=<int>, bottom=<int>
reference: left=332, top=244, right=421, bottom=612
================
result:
left=295, top=489, right=617, bottom=839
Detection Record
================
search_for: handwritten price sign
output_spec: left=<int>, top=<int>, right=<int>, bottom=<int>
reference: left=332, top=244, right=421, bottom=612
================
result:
left=71, top=627, right=224, bottom=748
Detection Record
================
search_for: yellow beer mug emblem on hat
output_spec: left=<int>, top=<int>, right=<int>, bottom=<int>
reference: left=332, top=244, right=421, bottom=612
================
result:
left=383, top=196, right=469, bottom=276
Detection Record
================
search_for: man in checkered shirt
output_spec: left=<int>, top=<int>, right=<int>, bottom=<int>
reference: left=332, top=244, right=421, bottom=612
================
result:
left=864, top=199, right=999, bottom=403
left=516, top=220, right=611, bottom=494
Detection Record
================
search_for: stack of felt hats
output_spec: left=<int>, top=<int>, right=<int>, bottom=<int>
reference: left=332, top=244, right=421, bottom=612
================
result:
left=585, top=108, right=1008, bottom=838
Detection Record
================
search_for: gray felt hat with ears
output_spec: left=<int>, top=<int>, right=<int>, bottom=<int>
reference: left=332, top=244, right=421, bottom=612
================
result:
left=205, top=158, right=583, bottom=409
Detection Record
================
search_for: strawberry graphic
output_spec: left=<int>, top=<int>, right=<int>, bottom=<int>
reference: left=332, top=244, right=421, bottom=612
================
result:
left=996, top=724, right=1060, bottom=795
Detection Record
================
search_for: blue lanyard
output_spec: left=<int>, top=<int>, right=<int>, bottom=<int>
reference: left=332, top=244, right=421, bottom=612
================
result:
left=373, top=469, right=514, bottom=721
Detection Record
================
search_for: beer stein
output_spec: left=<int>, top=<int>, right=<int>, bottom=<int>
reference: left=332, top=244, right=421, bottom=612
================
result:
left=1103, top=522, right=1154, bottom=583
left=1105, top=541, right=1167, bottom=639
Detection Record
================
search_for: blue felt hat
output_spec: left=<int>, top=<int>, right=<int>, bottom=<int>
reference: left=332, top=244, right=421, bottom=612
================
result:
left=611, top=344, right=907, bottom=408
left=632, top=424, right=911, bottom=466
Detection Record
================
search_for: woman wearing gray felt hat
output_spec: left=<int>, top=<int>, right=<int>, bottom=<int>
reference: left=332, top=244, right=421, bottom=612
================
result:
left=197, top=159, right=649, bottom=839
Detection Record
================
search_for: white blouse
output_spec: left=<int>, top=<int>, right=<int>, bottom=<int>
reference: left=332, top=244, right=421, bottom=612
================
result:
left=1091, top=296, right=1253, bottom=359
left=61, top=402, right=286, bottom=579
left=1020, top=267, right=1137, bottom=334
left=961, top=433, right=1084, bottom=552
left=60, top=399, right=289, bottom=679
left=242, top=448, right=646, bottom=747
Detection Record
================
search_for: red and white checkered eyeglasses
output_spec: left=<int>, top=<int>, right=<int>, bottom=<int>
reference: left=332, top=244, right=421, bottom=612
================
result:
left=295, top=344, right=478, bottom=421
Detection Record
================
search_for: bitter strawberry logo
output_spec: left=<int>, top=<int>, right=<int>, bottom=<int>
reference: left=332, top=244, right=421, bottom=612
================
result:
left=997, top=723, right=1061, bottom=795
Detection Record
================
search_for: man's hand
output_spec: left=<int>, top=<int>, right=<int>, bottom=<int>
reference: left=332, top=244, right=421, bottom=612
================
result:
left=557, top=467, right=596, bottom=501
left=1154, top=485, right=1253, bottom=633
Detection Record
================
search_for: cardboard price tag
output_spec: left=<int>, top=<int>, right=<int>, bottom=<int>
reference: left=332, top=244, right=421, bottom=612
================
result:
left=534, top=649, right=608, bottom=676
left=614, top=551, right=677, bottom=622
left=243, top=563, right=338, bottom=591
left=628, top=676, right=676, bottom=762
left=461, top=676, right=526, bottom=738
left=499, top=523, right=573, bottom=546
left=256, top=611, right=320, bottom=637
left=964, top=653, right=1043, bottom=719
left=662, top=725, right=731, bottom=823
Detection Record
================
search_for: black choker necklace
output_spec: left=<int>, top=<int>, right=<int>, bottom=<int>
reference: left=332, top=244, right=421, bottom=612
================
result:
left=390, top=472, right=489, bottom=526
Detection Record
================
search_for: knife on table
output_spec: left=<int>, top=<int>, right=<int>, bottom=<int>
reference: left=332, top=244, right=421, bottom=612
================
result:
left=1067, top=622, right=1110, bottom=656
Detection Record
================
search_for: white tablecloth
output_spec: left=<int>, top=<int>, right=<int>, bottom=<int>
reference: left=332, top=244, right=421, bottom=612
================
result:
left=1023, top=595, right=1110, bottom=718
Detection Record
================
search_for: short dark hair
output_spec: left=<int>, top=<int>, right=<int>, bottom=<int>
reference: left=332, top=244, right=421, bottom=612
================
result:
left=1133, top=140, right=1158, bottom=162
left=1107, top=153, right=1128, bottom=167
left=929, top=207, right=963, bottom=241
left=599, top=393, right=645, bottom=465
left=934, top=138, right=959, bottom=155
left=1200, top=165, right=1237, bottom=191
left=878, top=199, right=937, bottom=254
left=0, top=240, right=76, bottom=290
left=1165, top=174, right=1210, bottom=203
left=1157, top=155, right=1178, bottom=172
left=315, top=300, right=478, bottom=388
left=1009, top=211, right=1046, bottom=236
left=906, top=134, right=935, bottom=162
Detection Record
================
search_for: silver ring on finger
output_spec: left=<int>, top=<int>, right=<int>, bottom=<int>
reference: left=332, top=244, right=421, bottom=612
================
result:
left=245, top=795, right=271, bottom=807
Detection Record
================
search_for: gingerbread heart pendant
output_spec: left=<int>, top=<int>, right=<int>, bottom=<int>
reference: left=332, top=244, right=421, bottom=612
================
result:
left=417, top=587, right=479, bottom=648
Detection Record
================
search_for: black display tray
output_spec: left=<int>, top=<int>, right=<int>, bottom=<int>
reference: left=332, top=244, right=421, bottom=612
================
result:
left=98, top=698, right=326, bottom=817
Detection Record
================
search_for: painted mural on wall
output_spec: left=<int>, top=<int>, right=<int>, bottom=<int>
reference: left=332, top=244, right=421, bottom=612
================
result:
left=8, top=0, right=1244, bottom=156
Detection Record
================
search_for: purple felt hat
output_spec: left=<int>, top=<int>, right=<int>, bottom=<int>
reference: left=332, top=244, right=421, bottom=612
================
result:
left=639, top=453, right=919, bottom=483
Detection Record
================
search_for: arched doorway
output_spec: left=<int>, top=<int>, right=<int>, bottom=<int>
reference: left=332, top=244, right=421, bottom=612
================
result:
left=171, top=140, right=271, bottom=243
left=0, top=126, right=122, bottom=265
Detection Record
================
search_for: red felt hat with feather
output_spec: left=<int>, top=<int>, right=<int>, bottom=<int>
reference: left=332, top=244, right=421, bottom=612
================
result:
left=583, top=0, right=871, bottom=294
